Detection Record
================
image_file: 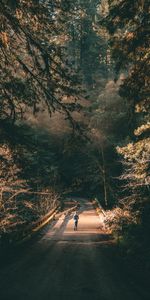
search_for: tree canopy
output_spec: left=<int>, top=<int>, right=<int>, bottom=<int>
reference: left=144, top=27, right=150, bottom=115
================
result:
left=0, top=0, right=80, bottom=124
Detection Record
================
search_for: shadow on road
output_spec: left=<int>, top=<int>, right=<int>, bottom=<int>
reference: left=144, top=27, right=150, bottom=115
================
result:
left=53, top=213, right=73, bottom=237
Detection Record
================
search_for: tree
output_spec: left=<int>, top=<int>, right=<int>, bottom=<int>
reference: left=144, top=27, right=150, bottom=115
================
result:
left=101, top=0, right=150, bottom=272
left=63, top=0, right=109, bottom=87
left=102, top=0, right=149, bottom=126
left=0, top=0, right=80, bottom=125
left=83, top=68, right=130, bottom=207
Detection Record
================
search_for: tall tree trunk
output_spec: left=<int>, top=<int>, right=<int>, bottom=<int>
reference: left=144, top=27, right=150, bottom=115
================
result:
left=101, top=145, right=108, bottom=207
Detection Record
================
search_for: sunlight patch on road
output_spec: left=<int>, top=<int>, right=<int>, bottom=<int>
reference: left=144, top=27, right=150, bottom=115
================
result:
left=40, top=204, right=109, bottom=243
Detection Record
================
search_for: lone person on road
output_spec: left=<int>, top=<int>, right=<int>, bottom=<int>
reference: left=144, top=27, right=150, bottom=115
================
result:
left=73, top=211, right=79, bottom=231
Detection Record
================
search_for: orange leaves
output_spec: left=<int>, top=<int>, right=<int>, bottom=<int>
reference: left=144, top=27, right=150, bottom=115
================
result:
left=15, top=9, right=23, bottom=20
left=134, top=122, right=150, bottom=136
left=117, top=138, right=150, bottom=156
left=125, top=31, right=134, bottom=40
left=0, top=31, right=9, bottom=48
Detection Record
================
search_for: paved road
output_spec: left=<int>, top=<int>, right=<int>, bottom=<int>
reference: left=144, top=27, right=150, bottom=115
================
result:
left=0, top=199, right=148, bottom=300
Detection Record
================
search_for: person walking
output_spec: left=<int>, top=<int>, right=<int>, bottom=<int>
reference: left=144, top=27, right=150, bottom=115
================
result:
left=73, top=211, right=79, bottom=231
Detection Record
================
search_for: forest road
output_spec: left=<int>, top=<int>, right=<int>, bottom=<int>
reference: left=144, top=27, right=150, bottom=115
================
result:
left=0, top=198, right=148, bottom=300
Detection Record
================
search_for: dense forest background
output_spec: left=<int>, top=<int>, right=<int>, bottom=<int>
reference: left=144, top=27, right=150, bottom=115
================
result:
left=0, top=0, right=150, bottom=285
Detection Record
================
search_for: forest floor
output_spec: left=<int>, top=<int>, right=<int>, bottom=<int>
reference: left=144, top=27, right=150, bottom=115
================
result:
left=0, top=198, right=149, bottom=300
